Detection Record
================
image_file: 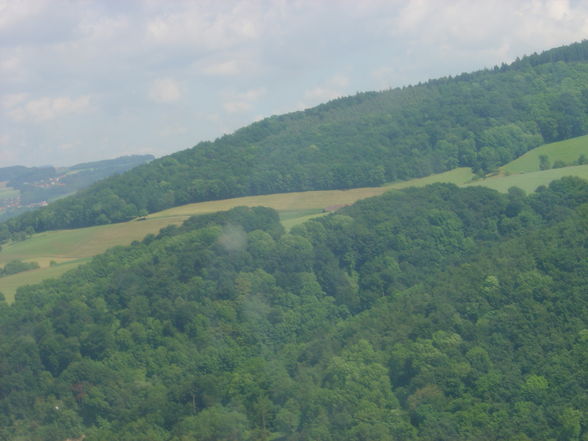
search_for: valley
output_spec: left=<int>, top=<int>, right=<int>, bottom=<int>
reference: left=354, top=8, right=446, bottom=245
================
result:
left=0, top=155, right=153, bottom=222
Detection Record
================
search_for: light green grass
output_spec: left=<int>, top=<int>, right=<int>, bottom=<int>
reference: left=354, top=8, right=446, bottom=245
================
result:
left=387, top=167, right=475, bottom=189
left=0, top=168, right=478, bottom=300
left=469, top=164, right=588, bottom=193
left=0, top=216, right=188, bottom=267
left=0, top=183, right=19, bottom=202
left=1, top=145, right=586, bottom=301
left=0, top=258, right=90, bottom=303
left=501, top=135, right=588, bottom=174
left=279, top=209, right=327, bottom=231
left=0, top=190, right=391, bottom=301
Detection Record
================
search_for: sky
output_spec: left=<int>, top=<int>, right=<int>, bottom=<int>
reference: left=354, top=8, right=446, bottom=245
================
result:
left=1, top=0, right=588, bottom=167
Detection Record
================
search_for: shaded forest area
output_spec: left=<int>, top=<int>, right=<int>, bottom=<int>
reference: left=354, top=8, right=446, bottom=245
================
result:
left=3, top=41, right=588, bottom=238
left=0, top=178, right=586, bottom=440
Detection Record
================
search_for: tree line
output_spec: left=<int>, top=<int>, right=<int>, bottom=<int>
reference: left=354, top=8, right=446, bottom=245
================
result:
left=3, top=41, right=588, bottom=240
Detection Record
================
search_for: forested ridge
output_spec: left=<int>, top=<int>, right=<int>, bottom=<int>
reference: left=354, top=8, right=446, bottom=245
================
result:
left=0, top=178, right=586, bottom=440
left=0, top=155, right=154, bottom=223
left=3, top=40, right=588, bottom=239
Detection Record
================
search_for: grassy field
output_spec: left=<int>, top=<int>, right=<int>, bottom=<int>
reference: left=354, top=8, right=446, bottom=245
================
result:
left=1, top=186, right=395, bottom=266
left=0, top=258, right=91, bottom=303
left=148, top=186, right=391, bottom=220
left=2, top=138, right=588, bottom=302
left=0, top=216, right=189, bottom=267
left=0, top=182, right=19, bottom=202
left=279, top=209, right=328, bottom=231
left=470, top=163, right=588, bottom=193
left=501, top=135, right=588, bottom=174
left=1, top=172, right=477, bottom=300
left=388, top=167, right=476, bottom=189
left=0, top=187, right=397, bottom=300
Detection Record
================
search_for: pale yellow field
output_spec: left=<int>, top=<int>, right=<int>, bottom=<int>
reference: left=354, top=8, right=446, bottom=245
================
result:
left=0, top=216, right=188, bottom=267
left=0, top=187, right=396, bottom=300
left=387, top=167, right=475, bottom=189
left=0, top=156, right=583, bottom=302
left=148, top=186, right=391, bottom=219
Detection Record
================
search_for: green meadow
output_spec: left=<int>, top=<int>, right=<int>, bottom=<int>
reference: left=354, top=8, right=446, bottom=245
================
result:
left=0, top=183, right=19, bottom=202
left=2, top=137, right=588, bottom=301
left=0, top=258, right=91, bottom=303
left=501, top=134, right=588, bottom=174
left=469, top=164, right=588, bottom=193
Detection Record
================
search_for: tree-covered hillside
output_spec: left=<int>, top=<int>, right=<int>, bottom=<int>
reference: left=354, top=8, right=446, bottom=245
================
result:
left=0, top=155, right=154, bottom=223
left=0, top=178, right=586, bottom=440
left=3, top=40, right=588, bottom=238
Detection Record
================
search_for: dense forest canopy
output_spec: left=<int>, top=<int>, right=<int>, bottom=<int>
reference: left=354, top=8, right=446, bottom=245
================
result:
left=0, top=178, right=586, bottom=440
left=3, top=40, right=588, bottom=238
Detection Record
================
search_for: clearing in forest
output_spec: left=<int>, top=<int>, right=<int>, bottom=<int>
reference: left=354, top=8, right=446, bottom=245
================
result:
left=2, top=136, right=588, bottom=302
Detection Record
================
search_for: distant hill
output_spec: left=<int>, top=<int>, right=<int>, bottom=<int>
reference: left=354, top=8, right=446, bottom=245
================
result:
left=3, top=40, right=588, bottom=238
left=0, top=155, right=154, bottom=222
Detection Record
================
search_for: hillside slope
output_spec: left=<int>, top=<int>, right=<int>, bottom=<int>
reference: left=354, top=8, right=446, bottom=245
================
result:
left=3, top=40, right=588, bottom=238
left=4, top=132, right=588, bottom=299
left=0, top=178, right=586, bottom=440
left=0, top=155, right=154, bottom=222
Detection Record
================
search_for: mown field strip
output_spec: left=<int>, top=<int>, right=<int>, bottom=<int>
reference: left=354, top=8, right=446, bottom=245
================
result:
left=469, top=164, right=588, bottom=193
left=3, top=151, right=588, bottom=302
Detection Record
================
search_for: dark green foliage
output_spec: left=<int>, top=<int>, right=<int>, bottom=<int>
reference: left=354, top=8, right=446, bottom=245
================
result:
left=0, top=259, right=39, bottom=277
left=5, top=41, right=588, bottom=237
left=539, top=154, right=551, bottom=170
left=0, top=178, right=587, bottom=440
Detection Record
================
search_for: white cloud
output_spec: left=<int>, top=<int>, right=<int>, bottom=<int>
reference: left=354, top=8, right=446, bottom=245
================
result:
left=2, top=0, right=588, bottom=166
left=0, top=0, right=49, bottom=31
left=149, top=78, right=181, bottom=103
left=193, top=50, right=261, bottom=77
left=547, top=0, right=571, bottom=20
left=2, top=93, right=29, bottom=109
left=78, top=15, right=129, bottom=41
left=0, top=53, right=23, bottom=76
left=303, top=75, right=350, bottom=105
left=223, top=100, right=251, bottom=113
left=201, top=59, right=242, bottom=76
left=223, top=87, right=266, bottom=113
left=58, top=142, right=78, bottom=152
left=6, top=95, right=91, bottom=122
left=158, top=124, right=188, bottom=136
left=145, top=2, right=261, bottom=51
left=0, top=147, right=19, bottom=164
left=371, top=67, right=399, bottom=89
left=391, top=0, right=588, bottom=60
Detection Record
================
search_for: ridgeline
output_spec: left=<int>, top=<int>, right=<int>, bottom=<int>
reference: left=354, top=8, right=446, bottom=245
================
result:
left=2, top=40, right=588, bottom=239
